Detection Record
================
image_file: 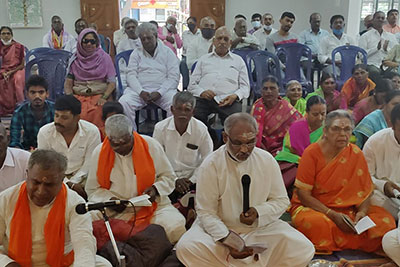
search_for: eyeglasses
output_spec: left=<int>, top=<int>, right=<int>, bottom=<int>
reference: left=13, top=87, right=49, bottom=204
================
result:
left=82, top=39, right=96, bottom=45
left=329, top=126, right=353, bottom=134
left=228, top=136, right=256, bottom=149
left=0, top=32, right=11, bottom=35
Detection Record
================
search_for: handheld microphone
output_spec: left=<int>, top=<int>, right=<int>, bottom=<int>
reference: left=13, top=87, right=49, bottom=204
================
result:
left=241, top=174, right=251, bottom=213
left=75, top=200, right=130, bottom=214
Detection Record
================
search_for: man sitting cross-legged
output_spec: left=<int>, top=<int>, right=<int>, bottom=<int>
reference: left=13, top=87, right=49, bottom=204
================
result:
left=85, top=114, right=186, bottom=244
left=0, top=149, right=111, bottom=266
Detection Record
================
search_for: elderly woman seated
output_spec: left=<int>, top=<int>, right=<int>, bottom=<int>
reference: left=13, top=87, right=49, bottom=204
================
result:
left=0, top=26, right=25, bottom=116
left=275, top=95, right=326, bottom=189
left=290, top=110, right=395, bottom=253
left=283, top=80, right=307, bottom=115
left=306, top=72, right=347, bottom=113
left=354, top=90, right=400, bottom=149
left=64, top=28, right=116, bottom=130
left=251, top=75, right=302, bottom=156
left=341, top=64, right=376, bottom=110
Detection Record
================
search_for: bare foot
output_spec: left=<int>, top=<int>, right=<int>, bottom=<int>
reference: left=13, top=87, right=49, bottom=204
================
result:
left=380, top=262, right=398, bottom=267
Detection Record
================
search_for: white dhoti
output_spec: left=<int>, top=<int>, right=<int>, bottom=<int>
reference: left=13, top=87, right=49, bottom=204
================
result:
left=382, top=229, right=400, bottom=265
left=119, top=89, right=175, bottom=130
left=371, top=189, right=400, bottom=220
left=176, top=220, right=315, bottom=267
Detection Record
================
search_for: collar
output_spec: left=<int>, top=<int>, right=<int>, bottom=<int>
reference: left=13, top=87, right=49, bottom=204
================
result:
left=2, top=148, right=15, bottom=168
left=211, top=50, right=232, bottom=59
left=52, top=120, right=83, bottom=139
left=28, top=100, right=51, bottom=113
left=167, top=117, right=193, bottom=135
left=371, top=28, right=385, bottom=35
left=309, top=28, right=322, bottom=34
left=141, top=40, right=163, bottom=57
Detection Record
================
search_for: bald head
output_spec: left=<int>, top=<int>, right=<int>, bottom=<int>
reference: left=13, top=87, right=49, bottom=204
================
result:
left=234, top=18, right=247, bottom=37
left=200, top=16, right=216, bottom=28
left=213, top=26, right=231, bottom=56
left=224, top=113, right=258, bottom=135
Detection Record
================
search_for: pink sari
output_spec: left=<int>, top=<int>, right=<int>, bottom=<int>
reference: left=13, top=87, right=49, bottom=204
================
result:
left=251, top=97, right=302, bottom=156
left=0, top=41, right=25, bottom=116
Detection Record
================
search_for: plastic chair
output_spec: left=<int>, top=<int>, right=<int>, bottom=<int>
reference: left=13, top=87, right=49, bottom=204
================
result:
left=25, top=57, right=69, bottom=101
left=106, top=37, right=112, bottom=54
left=25, top=47, right=72, bottom=63
left=276, top=43, right=313, bottom=93
left=135, top=103, right=167, bottom=134
left=332, top=45, right=368, bottom=89
left=115, top=49, right=134, bottom=97
left=246, top=50, right=282, bottom=99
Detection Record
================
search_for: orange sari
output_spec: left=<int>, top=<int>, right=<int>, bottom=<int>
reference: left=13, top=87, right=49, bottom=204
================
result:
left=290, top=143, right=395, bottom=252
left=341, top=77, right=375, bottom=108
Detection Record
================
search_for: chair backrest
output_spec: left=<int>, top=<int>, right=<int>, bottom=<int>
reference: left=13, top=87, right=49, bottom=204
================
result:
left=276, top=43, right=312, bottom=91
left=246, top=50, right=282, bottom=98
left=25, top=57, right=69, bottom=101
left=232, top=48, right=257, bottom=63
left=332, top=45, right=368, bottom=86
left=106, top=37, right=112, bottom=54
left=25, top=47, right=72, bottom=63
left=115, top=49, right=134, bottom=97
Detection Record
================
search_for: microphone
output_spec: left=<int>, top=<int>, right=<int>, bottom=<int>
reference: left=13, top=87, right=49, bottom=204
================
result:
left=75, top=200, right=130, bottom=214
left=241, top=174, right=251, bottom=213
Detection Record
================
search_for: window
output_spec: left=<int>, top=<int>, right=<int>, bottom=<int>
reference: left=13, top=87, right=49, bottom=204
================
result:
left=361, top=0, right=400, bottom=18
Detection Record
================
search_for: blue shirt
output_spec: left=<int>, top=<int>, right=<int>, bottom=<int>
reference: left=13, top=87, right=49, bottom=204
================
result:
left=298, top=28, right=329, bottom=55
left=9, top=100, right=55, bottom=150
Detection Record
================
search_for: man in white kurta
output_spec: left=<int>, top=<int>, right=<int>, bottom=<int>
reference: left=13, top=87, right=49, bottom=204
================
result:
left=0, top=149, right=110, bottom=267
left=231, top=18, right=260, bottom=50
left=85, top=114, right=186, bottom=243
left=176, top=113, right=315, bottom=266
left=119, top=22, right=179, bottom=130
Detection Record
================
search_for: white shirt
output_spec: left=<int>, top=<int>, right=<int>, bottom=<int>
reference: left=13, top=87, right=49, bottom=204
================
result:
left=318, top=32, right=356, bottom=63
left=86, top=135, right=176, bottom=207
left=41, top=31, right=74, bottom=52
left=186, top=35, right=213, bottom=70
left=113, top=28, right=128, bottom=47
left=253, top=27, right=277, bottom=50
left=37, top=120, right=101, bottom=184
left=232, top=32, right=260, bottom=50
left=0, top=182, right=96, bottom=266
left=195, top=146, right=290, bottom=241
left=0, top=148, right=30, bottom=192
left=188, top=51, right=250, bottom=103
left=363, top=128, right=400, bottom=193
left=116, top=38, right=142, bottom=55
left=359, top=28, right=398, bottom=68
left=153, top=117, right=213, bottom=183
left=125, top=41, right=180, bottom=96
left=182, top=29, right=201, bottom=56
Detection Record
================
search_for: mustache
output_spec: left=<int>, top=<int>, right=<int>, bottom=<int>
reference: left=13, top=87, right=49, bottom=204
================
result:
left=54, top=123, right=64, bottom=128
left=33, top=98, right=43, bottom=102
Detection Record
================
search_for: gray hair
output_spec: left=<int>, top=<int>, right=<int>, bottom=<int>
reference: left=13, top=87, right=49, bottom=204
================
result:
left=286, top=80, right=302, bottom=89
left=224, top=113, right=258, bottom=134
left=28, top=149, right=68, bottom=174
left=200, top=16, right=215, bottom=26
left=124, top=18, right=138, bottom=28
left=172, top=91, right=196, bottom=108
left=325, top=109, right=355, bottom=129
left=105, top=114, right=133, bottom=139
left=167, top=16, right=177, bottom=23
left=136, top=22, right=158, bottom=37
left=121, top=17, right=130, bottom=27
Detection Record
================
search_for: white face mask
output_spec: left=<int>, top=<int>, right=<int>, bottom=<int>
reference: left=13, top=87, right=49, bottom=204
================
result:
left=263, top=24, right=272, bottom=31
left=167, top=23, right=173, bottom=30
left=1, top=39, right=12, bottom=45
left=251, top=21, right=261, bottom=28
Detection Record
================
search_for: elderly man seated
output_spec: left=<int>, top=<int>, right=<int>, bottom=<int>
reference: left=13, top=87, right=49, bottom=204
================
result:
left=119, top=22, right=179, bottom=130
left=158, top=16, right=183, bottom=55
left=363, top=103, right=400, bottom=220
left=85, top=114, right=186, bottom=244
left=37, top=95, right=101, bottom=199
left=176, top=113, right=315, bottom=266
left=0, top=149, right=111, bottom=266
left=186, top=16, right=216, bottom=71
left=42, top=15, right=74, bottom=51
left=153, top=91, right=213, bottom=199
left=116, top=18, right=141, bottom=54
left=253, top=13, right=277, bottom=50
left=188, top=26, right=250, bottom=144
left=0, top=123, right=30, bottom=192
left=231, top=18, right=260, bottom=50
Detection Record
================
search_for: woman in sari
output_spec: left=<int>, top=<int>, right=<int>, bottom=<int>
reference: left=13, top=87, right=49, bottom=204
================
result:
left=306, top=72, right=347, bottom=113
left=283, top=80, right=307, bottom=115
left=341, top=64, right=376, bottom=109
left=354, top=90, right=400, bottom=149
left=275, top=95, right=326, bottom=189
left=290, top=110, right=395, bottom=253
left=64, top=28, right=116, bottom=131
left=0, top=26, right=25, bottom=116
left=251, top=75, right=302, bottom=156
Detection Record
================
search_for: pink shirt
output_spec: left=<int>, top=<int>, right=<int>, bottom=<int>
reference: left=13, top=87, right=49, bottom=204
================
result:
left=157, top=26, right=182, bottom=55
left=383, top=23, right=400, bottom=34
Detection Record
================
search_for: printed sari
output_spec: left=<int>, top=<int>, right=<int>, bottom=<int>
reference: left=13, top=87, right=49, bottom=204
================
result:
left=353, top=109, right=387, bottom=149
left=251, top=97, right=302, bottom=156
left=283, top=96, right=307, bottom=115
left=341, top=77, right=376, bottom=109
left=290, top=143, right=395, bottom=252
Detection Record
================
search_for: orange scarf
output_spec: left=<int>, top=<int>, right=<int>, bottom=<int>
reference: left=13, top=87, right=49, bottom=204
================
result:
left=97, top=132, right=157, bottom=228
left=8, top=182, right=74, bottom=267
left=51, top=30, right=63, bottom=50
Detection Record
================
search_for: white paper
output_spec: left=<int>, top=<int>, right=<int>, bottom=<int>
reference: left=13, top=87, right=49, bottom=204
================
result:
left=128, top=194, right=152, bottom=207
left=354, top=216, right=376, bottom=235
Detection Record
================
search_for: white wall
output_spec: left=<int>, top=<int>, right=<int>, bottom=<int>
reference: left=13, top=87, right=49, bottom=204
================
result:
left=225, top=0, right=360, bottom=38
left=0, top=0, right=81, bottom=49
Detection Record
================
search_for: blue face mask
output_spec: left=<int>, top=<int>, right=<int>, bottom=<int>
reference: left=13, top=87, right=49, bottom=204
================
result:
left=332, top=28, right=344, bottom=36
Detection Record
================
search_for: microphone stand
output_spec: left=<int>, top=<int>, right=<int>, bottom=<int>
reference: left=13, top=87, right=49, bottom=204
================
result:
left=99, top=208, right=126, bottom=267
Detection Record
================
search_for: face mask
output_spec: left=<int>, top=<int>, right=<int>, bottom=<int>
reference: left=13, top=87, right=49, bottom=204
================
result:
left=188, top=23, right=196, bottom=32
left=332, top=28, right=344, bottom=36
left=263, top=24, right=272, bottom=31
left=167, top=23, right=173, bottom=30
left=251, top=21, right=261, bottom=29
left=201, top=28, right=215, bottom=39
left=1, top=39, right=12, bottom=45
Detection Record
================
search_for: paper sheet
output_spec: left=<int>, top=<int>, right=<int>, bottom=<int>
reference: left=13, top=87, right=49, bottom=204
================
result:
left=128, top=194, right=152, bottom=207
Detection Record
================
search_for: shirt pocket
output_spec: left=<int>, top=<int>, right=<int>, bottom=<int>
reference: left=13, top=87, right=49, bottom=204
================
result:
left=224, top=65, right=240, bottom=84
left=180, top=145, right=201, bottom=167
